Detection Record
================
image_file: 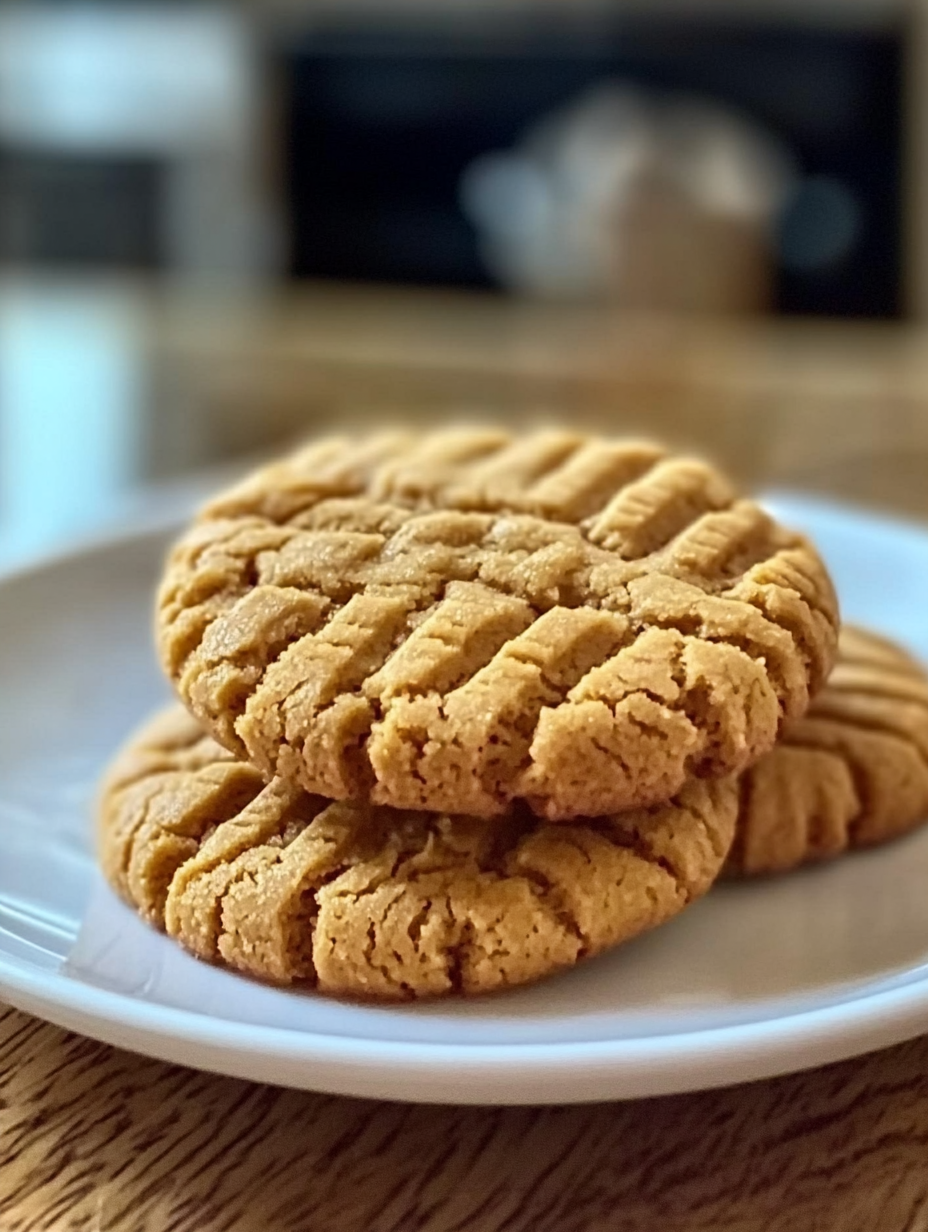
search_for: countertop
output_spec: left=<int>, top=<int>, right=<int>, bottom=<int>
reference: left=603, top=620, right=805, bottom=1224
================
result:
left=156, top=281, right=928, bottom=517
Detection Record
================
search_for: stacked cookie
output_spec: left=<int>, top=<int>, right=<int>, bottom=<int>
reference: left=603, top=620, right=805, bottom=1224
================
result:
left=97, top=429, right=928, bottom=999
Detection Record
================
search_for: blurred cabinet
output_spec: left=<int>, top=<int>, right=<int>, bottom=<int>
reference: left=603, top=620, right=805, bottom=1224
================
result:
left=279, top=9, right=905, bottom=317
left=0, top=7, right=278, bottom=278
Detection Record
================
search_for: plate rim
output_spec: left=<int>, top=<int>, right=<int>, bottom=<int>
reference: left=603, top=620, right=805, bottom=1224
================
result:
left=3, top=499, right=928, bottom=1104
left=4, top=942, right=928, bottom=1103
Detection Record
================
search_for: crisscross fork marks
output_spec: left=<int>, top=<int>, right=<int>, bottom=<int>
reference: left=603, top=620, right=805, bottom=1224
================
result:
left=157, top=429, right=838, bottom=818
left=97, top=709, right=267, bottom=922
left=99, top=707, right=738, bottom=1000
left=727, top=626, right=928, bottom=875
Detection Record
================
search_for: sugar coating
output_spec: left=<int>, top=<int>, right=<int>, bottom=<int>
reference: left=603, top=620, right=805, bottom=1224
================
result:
left=157, top=429, right=839, bottom=819
left=728, top=627, right=928, bottom=874
left=98, top=707, right=737, bottom=1000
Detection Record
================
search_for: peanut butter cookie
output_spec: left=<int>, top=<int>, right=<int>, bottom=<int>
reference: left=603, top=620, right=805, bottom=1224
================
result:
left=98, top=706, right=737, bottom=999
left=157, top=429, right=838, bottom=819
left=728, top=627, right=928, bottom=875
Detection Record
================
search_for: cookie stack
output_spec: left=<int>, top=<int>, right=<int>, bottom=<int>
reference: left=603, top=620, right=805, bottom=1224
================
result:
left=97, top=429, right=928, bottom=999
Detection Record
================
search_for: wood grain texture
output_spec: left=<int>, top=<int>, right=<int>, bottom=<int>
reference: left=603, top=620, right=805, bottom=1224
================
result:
left=3, top=1003, right=928, bottom=1232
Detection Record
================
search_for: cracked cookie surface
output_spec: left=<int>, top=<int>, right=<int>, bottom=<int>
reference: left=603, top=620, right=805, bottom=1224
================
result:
left=156, top=429, right=838, bottom=819
left=728, top=627, right=928, bottom=874
left=97, top=707, right=738, bottom=999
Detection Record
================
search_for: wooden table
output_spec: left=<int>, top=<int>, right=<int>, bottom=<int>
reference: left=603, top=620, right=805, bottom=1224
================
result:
left=6, top=285, right=928, bottom=1230
left=4, top=1004, right=928, bottom=1231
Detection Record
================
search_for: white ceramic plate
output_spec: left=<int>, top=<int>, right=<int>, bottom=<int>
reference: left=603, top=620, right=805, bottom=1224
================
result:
left=3, top=494, right=928, bottom=1105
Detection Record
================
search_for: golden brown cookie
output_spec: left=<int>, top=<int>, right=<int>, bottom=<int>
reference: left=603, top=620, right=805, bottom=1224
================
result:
left=727, top=627, right=928, bottom=875
left=98, top=706, right=738, bottom=1000
left=157, top=429, right=838, bottom=819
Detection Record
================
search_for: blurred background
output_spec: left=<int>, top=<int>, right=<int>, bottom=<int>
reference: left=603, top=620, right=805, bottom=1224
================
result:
left=1, top=0, right=926, bottom=566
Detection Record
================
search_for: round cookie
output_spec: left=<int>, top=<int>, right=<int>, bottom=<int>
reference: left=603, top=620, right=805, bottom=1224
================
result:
left=98, top=707, right=738, bottom=1000
left=157, top=429, right=838, bottom=820
left=727, top=627, right=928, bottom=875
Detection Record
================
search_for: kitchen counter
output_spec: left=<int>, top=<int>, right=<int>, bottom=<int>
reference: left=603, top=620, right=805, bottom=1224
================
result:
left=157, top=281, right=928, bottom=516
